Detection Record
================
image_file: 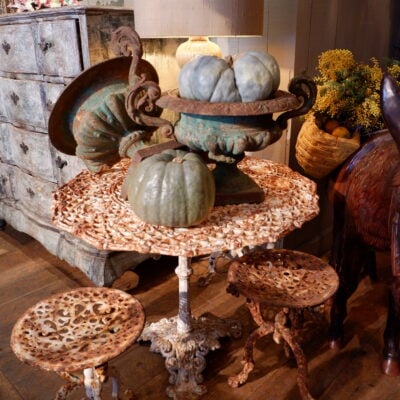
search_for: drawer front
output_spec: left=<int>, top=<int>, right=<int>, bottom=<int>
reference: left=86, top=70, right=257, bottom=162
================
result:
left=41, top=81, right=66, bottom=127
left=13, top=167, right=56, bottom=221
left=37, top=20, right=82, bottom=77
left=0, top=78, right=65, bottom=130
left=50, top=147, right=87, bottom=186
left=0, top=77, right=46, bottom=129
left=0, top=86, right=6, bottom=121
left=0, top=161, right=14, bottom=200
left=0, top=122, right=11, bottom=162
left=5, top=125, right=55, bottom=181
left=0, top=23, right=39, bottom=74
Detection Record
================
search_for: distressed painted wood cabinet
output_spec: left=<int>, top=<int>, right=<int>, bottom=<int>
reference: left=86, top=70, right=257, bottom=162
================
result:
left=0, top=6, right=150, bottom=285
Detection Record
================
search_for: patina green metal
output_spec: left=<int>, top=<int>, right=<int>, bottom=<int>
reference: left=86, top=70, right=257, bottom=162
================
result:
left=157, top=77, right=317, bottom=205
left=73, top=87, right=152, bottom=172
left=49, top=27, right=173, bottom=172
left=174, top=113, right=282, bottom=162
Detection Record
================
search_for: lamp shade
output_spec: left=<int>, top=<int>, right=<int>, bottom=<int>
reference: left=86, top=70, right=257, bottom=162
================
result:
left=131, top=0, right=264, bottom=38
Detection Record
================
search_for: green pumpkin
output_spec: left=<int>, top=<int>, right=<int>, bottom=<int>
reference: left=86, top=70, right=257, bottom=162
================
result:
left=178, top=51, right=280, bottom=103
left=125, top=149, right=215, bottom=227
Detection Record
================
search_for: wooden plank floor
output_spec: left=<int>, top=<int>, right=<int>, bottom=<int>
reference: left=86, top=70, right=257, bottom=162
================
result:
left=1, top=224, right=400, bottom=399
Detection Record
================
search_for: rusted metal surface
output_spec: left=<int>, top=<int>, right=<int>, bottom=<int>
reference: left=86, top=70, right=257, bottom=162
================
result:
left=158, top=78, right=316, bottom=159
left=157, top=88, right=300, bottom=116
left=227, top=249, right=339, bottom=308
left=48, top=56, right=134, bottom=156
left=10, top=287, right=145, bottom=373
left=227, top=249, right=338, bottom=399
left=52, top=157, right=319, bottom=257
left=156, top=77, right=316, bottom=204
left=112, top=27, right=173, bottom=137
left=49, top=27, right=173, bottom=172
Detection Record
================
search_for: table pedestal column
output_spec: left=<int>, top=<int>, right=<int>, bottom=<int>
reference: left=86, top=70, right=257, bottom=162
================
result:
left=140, top=256, right=241, bottom=399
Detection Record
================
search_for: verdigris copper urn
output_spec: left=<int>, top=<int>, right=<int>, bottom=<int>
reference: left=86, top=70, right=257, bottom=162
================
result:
left=157, top=78, right=316, bottom=205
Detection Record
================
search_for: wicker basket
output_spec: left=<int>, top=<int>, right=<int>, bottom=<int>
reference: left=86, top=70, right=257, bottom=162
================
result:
left=295, top=117, right=360, bottom=179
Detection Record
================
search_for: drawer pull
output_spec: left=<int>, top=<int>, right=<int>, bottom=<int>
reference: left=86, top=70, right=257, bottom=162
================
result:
left=38, top=40, right=53, bottom=53
left=10, top=92, right=19, bottom=105
left=2, top=40, right=10, bottom=55
left=20, top=142, right=29, bottom=154
left=46, top=99, right=54, bottom=111
left=55, top=156, right=67, bottom=169
left=26, top=187, right=35, bottom=198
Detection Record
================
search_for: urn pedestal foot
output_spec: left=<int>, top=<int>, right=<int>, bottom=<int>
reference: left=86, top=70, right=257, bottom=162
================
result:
left=213, top=161, right=265, bottom=206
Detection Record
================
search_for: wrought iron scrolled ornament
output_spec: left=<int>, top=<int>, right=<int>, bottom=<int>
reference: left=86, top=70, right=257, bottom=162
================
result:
left=111, top=26, right=143, bottom=84
left=48, top=27, right=177, bottom=172
left=111, top=27, right=174, bottom=139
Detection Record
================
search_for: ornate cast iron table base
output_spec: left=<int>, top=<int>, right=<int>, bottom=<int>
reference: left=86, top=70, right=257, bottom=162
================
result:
left=140, top=314, right=241, bottom=399
left=52, top=157, right=320, bottom=398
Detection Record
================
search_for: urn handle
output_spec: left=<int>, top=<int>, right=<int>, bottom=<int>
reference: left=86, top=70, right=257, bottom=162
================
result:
left=2, top=40, right=11, bottom=55
left=113, top=27, right=174, bottom=138
left=276, top=76, right=317, bottom=129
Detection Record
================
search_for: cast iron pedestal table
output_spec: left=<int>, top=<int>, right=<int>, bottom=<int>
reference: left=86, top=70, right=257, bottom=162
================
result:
left=52, top=156, right=319, bottom=399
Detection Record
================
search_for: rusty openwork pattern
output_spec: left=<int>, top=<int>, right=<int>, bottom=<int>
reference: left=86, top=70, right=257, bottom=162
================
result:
left=10, top=287, right=145, bottom=373
left=52, top=157, right=319, bottom=257
left=227, top=249, right=339, bottom=308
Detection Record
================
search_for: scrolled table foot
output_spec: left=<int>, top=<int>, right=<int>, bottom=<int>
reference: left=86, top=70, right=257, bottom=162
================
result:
left=197, top=272, right=216, bottom=288
left=227, top=361, right=255, bottom=388
left=139, top=314, right=241, bottom=399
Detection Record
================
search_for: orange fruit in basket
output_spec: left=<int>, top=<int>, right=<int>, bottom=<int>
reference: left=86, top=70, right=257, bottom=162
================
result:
left=332, top=126, right=351, bottom=138
left=324, top=119, right=340, bottom=133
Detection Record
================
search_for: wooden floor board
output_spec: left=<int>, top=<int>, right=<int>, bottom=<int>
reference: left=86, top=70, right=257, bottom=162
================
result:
left=0, top=225, right=399, bottom=399
left=0, top=369, right=24, bottom=400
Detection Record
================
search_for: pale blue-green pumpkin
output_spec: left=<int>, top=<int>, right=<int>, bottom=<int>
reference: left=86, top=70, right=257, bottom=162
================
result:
left=178, top=51, right=280, bottom=103
left=125, top=149, right=215, bottom=227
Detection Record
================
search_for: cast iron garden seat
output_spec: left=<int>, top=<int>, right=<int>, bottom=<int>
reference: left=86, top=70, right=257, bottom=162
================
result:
left=10, top=287, right=145, bottom=400
left=226, top=248, right=338, bottom=400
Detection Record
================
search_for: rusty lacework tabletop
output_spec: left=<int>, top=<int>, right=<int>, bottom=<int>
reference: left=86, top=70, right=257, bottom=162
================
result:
left=52, top=157, right=319, bottom=256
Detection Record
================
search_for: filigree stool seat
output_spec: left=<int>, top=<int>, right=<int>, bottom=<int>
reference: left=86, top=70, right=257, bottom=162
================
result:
left=10, top=287, right=145, bottom=400
left=226, top=249, right=339, bottom=400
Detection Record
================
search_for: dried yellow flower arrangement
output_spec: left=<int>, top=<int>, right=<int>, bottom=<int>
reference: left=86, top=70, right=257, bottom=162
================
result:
left=296, top=49, right=400, bottom=179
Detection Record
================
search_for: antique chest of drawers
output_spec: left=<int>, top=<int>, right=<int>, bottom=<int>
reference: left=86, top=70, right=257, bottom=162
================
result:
left=0, top=6, right=150, bottom=285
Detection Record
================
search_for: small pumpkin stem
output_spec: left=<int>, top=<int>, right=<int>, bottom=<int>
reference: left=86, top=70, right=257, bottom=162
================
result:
left=172, top=157, right=185, bottom=164
left=224, top=55, right=233, bottom=67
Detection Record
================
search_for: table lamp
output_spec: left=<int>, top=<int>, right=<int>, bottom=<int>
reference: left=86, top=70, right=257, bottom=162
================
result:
left=130, top=0, right=264, bottom=67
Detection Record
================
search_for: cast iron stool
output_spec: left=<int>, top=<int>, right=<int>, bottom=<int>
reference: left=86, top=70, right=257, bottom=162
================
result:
left=226, top=249, right=339, bottom=400
left=10, top=287, right=145, bottom=400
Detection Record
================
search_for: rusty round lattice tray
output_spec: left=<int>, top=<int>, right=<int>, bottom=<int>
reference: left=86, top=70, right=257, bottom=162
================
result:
left=156, top=89, right=300, bottom=116
left=52, top=157, right=319, bottom=257
left=10, top=287, right=145, bottom=373
left=227, top=249, right=339, bottom=308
